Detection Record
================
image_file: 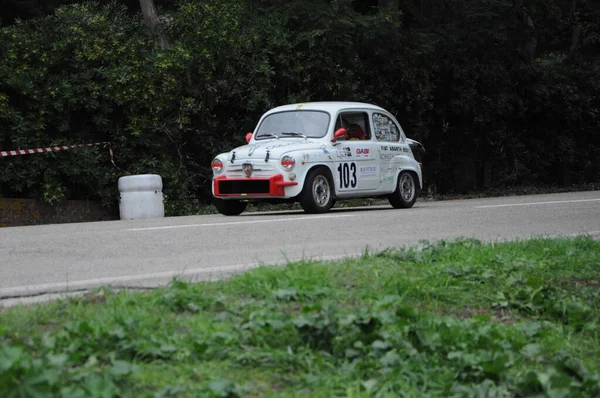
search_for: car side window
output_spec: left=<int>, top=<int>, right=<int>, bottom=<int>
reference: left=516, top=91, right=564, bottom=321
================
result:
left=373, top=113, right=402, bottom=142
left=333, top=111, right=371, bottom=140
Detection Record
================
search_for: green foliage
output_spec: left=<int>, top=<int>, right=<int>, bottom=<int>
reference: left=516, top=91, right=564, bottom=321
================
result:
left=2, top=237, right=600, bottom=396
left=0, top=343, right=132, bottom=397
left=0, top=0, right=599, bottom=213
left=0, top=1, right=259, bottom=213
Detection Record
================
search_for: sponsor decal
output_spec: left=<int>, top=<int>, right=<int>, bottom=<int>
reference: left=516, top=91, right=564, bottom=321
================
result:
left=266, top=143, right=294, bottom=150
left=263, top=140, right=315, bottom=151
left=380, top=145, right=406, bottom=159
left=381, top=175, right=394, bottom=183
left=336, top=146, right=352, bottom=158
left=380, top=145, right=402, bottom=151
left=301, top=152, right=310, bottom=165
left=373, top=113, right=400, bottom=141
left=356, top=148, right=370, bottom=155
left=359, top=165, right=378, bottom=177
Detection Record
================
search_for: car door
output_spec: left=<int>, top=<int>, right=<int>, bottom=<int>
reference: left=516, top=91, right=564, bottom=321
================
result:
left=332, top=110, right=380, bottom=194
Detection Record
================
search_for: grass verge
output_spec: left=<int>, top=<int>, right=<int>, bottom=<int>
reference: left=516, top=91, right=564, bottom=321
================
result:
left=1, top=237, right=600, bottom=397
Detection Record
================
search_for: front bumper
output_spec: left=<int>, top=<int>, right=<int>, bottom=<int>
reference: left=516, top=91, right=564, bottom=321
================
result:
left=213, top=174, right=298, bottom=197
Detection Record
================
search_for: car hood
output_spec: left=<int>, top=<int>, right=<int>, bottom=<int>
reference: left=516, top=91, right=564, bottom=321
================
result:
left=226, top=138, right=326, bottom=161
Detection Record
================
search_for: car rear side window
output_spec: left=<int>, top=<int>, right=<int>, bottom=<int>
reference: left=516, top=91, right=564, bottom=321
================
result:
left=373, top=113, right=401, bottom=142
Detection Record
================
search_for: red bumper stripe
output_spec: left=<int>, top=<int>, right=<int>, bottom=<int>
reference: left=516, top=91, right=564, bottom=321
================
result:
left=214, top=174, right=298, bottom=197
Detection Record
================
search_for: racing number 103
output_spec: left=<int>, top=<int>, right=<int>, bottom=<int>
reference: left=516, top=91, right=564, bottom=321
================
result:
left=337, top=162, right=357, bottom=189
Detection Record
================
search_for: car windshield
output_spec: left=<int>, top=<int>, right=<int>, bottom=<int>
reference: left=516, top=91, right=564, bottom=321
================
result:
left=254, top=111, right=330, bottom=140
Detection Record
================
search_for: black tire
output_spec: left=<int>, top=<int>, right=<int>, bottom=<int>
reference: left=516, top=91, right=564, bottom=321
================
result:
left=213, top=197, right=248, bottom=216
left=299, top=168, right=334, bottom=214
left=388, top=171, right=419, bottom=209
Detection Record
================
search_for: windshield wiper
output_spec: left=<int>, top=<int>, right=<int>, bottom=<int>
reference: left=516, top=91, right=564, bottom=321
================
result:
left=282, top=132, right=307, bottom=138
left=258, top=132, right=279, bottom=139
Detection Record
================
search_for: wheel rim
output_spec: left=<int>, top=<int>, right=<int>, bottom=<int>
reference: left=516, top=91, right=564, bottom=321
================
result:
left=399, top=173, right=415, bottom=202
left=312, top=175, right=331, bottom=206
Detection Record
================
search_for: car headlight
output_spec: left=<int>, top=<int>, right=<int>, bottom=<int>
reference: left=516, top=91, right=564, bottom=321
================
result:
left=211, top=158, right=224, bottom=174
left=281, top=155, right=296, bottom=170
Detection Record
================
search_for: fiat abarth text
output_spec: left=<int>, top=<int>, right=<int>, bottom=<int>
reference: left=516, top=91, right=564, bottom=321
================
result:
left=210, top=102, right=424, bottom=215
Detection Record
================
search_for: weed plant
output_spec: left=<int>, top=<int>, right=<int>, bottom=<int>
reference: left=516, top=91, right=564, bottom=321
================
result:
left=1, top=237, right=599, bottom=397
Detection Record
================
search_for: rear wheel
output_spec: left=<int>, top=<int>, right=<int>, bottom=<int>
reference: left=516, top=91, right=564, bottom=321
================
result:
left=388, top=171, right=419, bottom=209
left=213, top=197, right=248, bottom=216
left=299, top=168, right=334, bottom=214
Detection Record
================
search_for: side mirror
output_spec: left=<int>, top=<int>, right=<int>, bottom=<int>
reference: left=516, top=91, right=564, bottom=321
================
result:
left=245, top=132, right=253, bottom=143
left=331, top=128, right=347, bottom=142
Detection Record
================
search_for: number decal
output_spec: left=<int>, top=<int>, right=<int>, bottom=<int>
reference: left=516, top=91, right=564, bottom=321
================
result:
left=337, top=162, right=357, bottom=189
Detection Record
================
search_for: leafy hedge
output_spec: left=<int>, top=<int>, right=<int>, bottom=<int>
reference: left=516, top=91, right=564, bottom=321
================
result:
left=0, top=0, right=599, bottom=214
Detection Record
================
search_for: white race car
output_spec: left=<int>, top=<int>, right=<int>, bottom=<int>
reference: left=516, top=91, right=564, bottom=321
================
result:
left=210, top=102, right=424, bottom=215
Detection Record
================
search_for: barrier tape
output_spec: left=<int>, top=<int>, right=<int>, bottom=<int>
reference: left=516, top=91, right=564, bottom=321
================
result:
left=0, top=142, right=123, bottom=172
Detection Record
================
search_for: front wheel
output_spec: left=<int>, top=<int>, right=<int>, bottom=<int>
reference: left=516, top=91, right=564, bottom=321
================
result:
left=299, top=169, right=334, bottom=214
left=213, top=197, right=248, bottom=216
left=388, top=171, right=419, bottom=209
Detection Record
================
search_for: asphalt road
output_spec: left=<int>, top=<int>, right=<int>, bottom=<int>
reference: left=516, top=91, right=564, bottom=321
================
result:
left=1, top=191, right=599, bottom=304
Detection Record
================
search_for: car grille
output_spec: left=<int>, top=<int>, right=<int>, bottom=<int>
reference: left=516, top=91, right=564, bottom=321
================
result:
left=226, top=161, right=275, bottom=178
left=218, top=180, right=270, bottom=195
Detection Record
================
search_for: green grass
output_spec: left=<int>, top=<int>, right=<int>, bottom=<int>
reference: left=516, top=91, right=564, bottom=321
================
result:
left=2, top=237, right=600, bottom=397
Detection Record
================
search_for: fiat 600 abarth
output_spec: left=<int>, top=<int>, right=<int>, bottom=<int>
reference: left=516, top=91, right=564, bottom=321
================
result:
left=210, top=102, right=424, bottom=215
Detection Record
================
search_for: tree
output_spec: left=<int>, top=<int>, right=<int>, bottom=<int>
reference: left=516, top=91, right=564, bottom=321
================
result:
left=1, top=0, right=598, bottom=209
left=139, top=0, right=170, bottom=50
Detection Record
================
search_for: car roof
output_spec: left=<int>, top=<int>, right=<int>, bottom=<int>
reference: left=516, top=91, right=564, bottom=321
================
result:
left=265, top=101, right=387, bottom=114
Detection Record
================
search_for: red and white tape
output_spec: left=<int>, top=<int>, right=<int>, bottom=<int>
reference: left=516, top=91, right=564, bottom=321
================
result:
left=1, top=142, right=109, bottom=157
left=0, top=142, right=122, bottom=171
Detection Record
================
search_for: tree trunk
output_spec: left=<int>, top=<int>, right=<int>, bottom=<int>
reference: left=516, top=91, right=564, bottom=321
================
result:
left=568, top=0, right=580, bottom=56
left=522, top=13, right=537, bottom=62
left=514, top=0, right=537, bottom=62
left=139, top=0, right=170, bottom=50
